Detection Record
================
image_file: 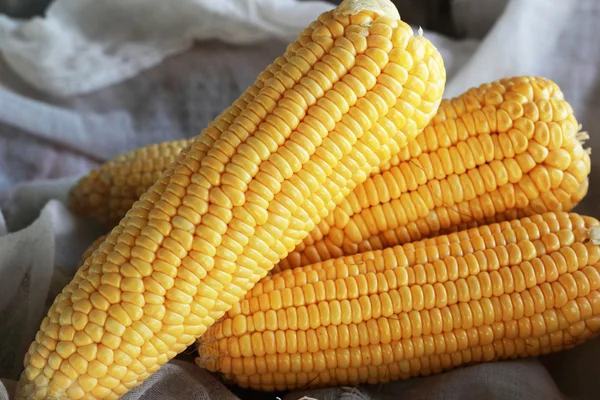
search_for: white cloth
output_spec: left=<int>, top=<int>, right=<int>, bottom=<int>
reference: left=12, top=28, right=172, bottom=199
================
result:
left=1, top=0, right=600, bottom=399
left=0, top=0, right=574, bottom=99
left=0, top=0, right=333, bottom=96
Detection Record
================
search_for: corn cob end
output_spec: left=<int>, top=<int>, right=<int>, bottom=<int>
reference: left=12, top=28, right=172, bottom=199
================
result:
left=591, top=227, right=600, bottom=245
left=336, top=0, right=400, bottom=20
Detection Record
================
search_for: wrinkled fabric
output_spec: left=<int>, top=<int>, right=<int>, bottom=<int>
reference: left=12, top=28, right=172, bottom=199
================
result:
left=1, top=0, right=600, bottom=399
left=0, top=0, right=334, bottom=96
left=286, top=360, right=564, bottom=400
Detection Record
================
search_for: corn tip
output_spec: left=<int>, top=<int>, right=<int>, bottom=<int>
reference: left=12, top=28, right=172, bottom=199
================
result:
left=576, top=130, right=590, bottom=144
left=590, top=227, right=600, bottom=245
left=335, top=0, right=401, bottom=20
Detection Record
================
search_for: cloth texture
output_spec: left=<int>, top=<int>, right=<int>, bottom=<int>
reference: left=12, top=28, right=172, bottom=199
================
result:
left=0, top=0, right=334, bottom=96
left=1, top=0, right=600, bottom=398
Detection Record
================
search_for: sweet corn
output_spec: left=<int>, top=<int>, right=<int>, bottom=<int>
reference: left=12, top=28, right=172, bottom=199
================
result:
left=209, top=321, right=597, bottom=390
left=17, top=1, right=446, bottom=398
left=196, top=212, right=600, bottom=391
left=276, top=76, right=590, bottom=271
left=71, top=140, right=190, bottom=227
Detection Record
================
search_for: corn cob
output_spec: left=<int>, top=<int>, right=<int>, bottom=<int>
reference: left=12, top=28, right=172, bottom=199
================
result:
left=205, top=319, right=598, bottom=391
left=71, top=140, right=190, bottom=227
left=196, top=212, right=600, bottom=391
left=275, top=77, right=589, bottom=271
left=17, top=1, right=446, bottom=399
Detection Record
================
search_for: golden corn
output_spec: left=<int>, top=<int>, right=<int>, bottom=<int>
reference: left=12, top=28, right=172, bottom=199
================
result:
left=206, top=321, right=597, bottom=390
left=196, top=212, right=600, bottom=391
left=17, top=1, right=446, bottom=399
left=275, top=76, right=590, bottom=271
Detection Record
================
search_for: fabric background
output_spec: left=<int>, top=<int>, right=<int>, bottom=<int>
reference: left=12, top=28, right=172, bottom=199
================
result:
left=1, top=0, right=599, bottom=398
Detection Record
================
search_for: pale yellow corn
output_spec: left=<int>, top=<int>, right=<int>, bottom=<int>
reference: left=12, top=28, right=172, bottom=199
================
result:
left=17, top=1, right=446, bottom=398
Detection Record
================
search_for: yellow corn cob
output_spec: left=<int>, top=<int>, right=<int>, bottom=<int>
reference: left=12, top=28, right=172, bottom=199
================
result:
left=17, top=1, right=446, bottom=399
left=196, top=212, right=600, bottom=391
left=206, top=320, right=597, bottom=390
left=275, top=77, right=590, bottom=271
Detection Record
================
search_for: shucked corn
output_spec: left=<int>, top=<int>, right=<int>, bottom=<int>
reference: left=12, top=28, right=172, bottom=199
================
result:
left=17, top=1, right=446, bottom=398
left=71, top=140, right=191, bottom=227
left=197, top=212, right=600, bottom=391
left=278, top=76, right=590, bottom=270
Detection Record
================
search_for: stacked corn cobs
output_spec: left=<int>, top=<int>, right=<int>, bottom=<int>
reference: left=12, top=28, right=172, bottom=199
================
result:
left=72, top=76, right=590, bottom=271
left=17, top=0, right=596, bottom=399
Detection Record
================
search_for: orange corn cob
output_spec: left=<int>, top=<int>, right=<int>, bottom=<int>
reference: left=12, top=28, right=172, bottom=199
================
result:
left=196, top=212, right=600, bottom=391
